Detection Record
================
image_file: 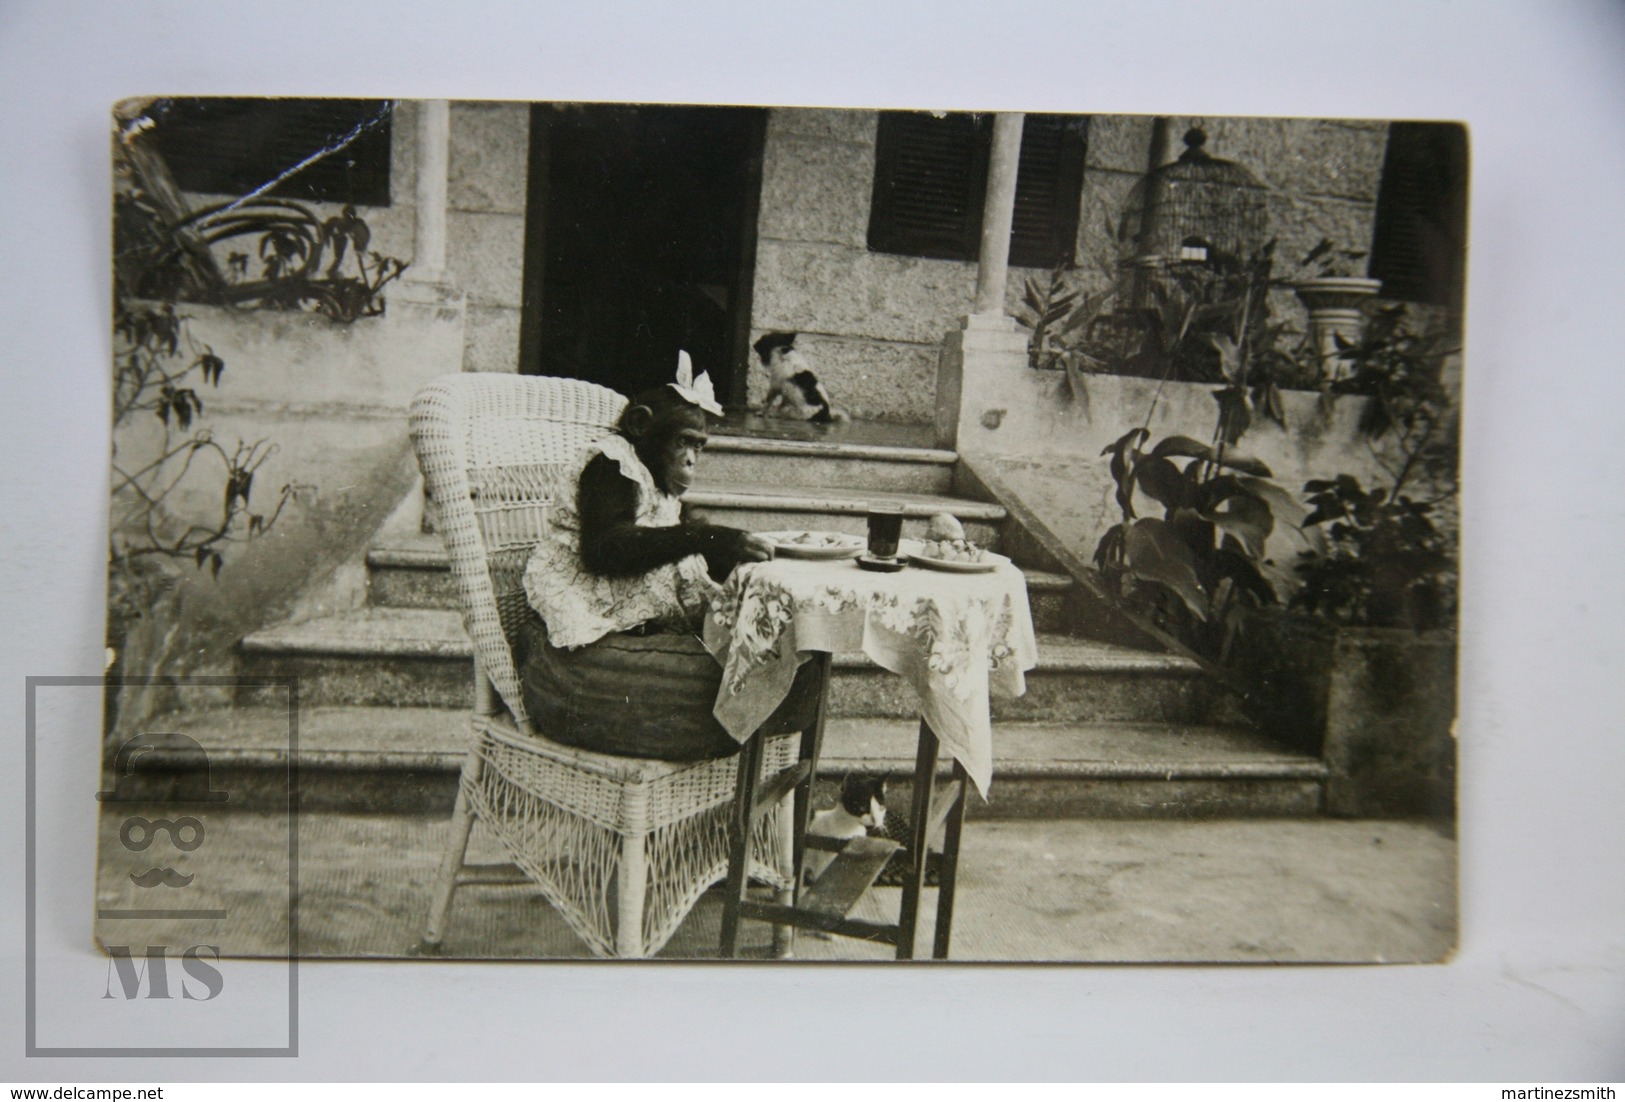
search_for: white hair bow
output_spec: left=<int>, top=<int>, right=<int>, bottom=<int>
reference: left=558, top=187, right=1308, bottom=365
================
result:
left=669, top=350, right=723, bottom=416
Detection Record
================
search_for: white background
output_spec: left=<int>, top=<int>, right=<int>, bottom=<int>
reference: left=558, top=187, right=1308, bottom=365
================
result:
left=1, top=0, right=1622, bottom=1081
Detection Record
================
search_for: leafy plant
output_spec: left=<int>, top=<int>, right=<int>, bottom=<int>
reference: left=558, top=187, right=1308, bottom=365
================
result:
left=109, top=301, right=299, bottom=626
left=1290, top=475, right=1454, bottom=631
left=114, top=116, right=408, bottom=323
left=1293, top=236, right=1370, bottom=280
left=1292, top=305, right=1460, bottom=631
left=1325, top=303, right=1459, bottom=482
left=108, top=118, right=314, bottom=733
left=118, top=192, right=408, bottom=323
left=1018, top=242, right=1313, bottom=438
left=1016, top=266, right=1100, bottom=374
left=1092, top=426, right=1297, bottom=660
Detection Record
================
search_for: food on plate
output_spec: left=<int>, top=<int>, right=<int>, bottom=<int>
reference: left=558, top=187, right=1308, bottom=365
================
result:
left=917, top=537, right=986, bottom=563
left=925, top=512, right=965, bottom=542
left=777, top=531, right=860, bottom=548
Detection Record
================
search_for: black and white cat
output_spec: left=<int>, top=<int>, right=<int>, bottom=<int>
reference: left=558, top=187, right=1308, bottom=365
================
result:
left=806, top=774, right=887, bottom=879
left=805, top=774, right=942, bottom=888
left=752, top=331, right=848, bottom=424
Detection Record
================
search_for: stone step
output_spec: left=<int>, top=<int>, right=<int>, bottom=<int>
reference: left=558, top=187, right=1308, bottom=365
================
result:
left=818, top=718, right=1325, bottom=819
left=698, top=435, right=957, bottom=495
left=364, top=532, right=1081, bottom=634
left=117, top=705, right=1324, bottom=819
left=238, top=608, right=1217, bottom=724
left=682, top=484, right=1006, bottom=548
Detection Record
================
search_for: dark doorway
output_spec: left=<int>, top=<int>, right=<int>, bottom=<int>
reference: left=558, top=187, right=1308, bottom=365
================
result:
left=519, top=104, right=767, bottom=404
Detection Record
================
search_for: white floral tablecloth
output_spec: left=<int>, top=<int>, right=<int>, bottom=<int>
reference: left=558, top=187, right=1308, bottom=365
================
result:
left=701, top=541, right=1040, bottom=797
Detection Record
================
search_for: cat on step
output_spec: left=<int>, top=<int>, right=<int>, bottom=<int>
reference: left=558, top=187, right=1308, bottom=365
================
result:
left=752, top=331, right=848, bottom=424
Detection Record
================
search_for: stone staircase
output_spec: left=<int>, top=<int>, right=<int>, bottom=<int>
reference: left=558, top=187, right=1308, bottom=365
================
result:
left=218, top=430, right=1325, bottom=816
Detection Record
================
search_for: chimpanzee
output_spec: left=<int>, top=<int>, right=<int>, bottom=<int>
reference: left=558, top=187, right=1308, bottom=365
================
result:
left=518, top=356, right=789, bottom=760
left=524, top=358, right=772, bottom=652
left=574, top=390, right=773, bottom=585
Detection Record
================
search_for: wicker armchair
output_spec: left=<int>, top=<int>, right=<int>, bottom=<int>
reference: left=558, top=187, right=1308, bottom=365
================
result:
left=409, top=372, right=794, bottom=958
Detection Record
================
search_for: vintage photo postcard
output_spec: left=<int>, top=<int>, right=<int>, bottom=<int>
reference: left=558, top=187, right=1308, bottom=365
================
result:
left=98, top=98, right=1463, bottom=963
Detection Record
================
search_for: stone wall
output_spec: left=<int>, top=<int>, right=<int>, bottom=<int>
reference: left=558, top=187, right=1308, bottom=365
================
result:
left=749, top=110, right=1391, bottom=424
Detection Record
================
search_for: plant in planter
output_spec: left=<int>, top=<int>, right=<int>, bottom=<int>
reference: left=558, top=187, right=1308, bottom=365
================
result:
left=1289, top=237, right=1383, bottom=382
left=1238, top=479, right=1458, bottom=819
left=1291, top=475, right=1454, bottom=631
left=1019, top=240, right=1311, bottom=422
left=1014, top=265, right=1116, bottom=401
left=1080, top=237, right=1334, bottom=663
left=115, top=110, right=409, bottom=323
left=1233, top=304, right=1460, bottom=818
left=1305, top=300, right=1461, bottom=577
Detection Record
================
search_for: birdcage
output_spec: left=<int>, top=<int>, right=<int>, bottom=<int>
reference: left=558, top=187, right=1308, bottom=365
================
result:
left=1118, top=126, right=1270, bottom=278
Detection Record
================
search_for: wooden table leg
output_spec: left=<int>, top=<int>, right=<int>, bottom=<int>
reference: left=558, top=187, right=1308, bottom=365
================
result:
left=777, top=651, right=831, bottom=958
left=895, top=720, right=938, bottom=960
left=932, top=758, right=969, bottom=960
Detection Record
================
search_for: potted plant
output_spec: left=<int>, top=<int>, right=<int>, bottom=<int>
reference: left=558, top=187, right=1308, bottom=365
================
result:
left=1018, top=241, right=1311, bottom=401
left=1232, top=305, right=1460, bottom=818
left=1291, top=237, right=1383, bottom=382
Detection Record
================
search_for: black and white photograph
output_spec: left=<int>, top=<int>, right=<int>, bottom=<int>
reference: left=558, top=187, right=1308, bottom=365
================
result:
left=5, top=0, right=1624, bottom=1084
left=97, top=97, right=1463, bottom=963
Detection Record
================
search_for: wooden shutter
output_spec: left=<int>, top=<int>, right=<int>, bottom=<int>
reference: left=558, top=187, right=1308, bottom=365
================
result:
left=148, top=98, right=394, bottom=208
left=1369, top=121, right=1468, bottom=310
left=869, top=112, right=990, bottom=262
left=869, top=111, right=1087, bottom=268
left=1010, top=115, right=1088, bottom=269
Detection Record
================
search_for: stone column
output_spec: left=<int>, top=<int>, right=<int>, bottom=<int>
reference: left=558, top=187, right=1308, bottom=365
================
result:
left=392, top=98, right=467, bottom=537
left=410, top=99, right=451, bottom=285
left=972, top=112, right=1025, bottom=316
left=938, top=113, right=1031, bottom=448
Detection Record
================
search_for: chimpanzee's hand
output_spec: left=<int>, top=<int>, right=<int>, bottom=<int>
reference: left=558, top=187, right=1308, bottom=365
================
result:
left=737, top=533, right=776, bottom=563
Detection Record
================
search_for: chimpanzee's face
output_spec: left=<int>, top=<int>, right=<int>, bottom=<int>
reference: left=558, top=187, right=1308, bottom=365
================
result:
left=649, top=406, right=709, bottom=496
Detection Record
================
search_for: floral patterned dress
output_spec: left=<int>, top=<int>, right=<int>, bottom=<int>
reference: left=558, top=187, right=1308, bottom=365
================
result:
left=523, top=433, right=720, bottom=650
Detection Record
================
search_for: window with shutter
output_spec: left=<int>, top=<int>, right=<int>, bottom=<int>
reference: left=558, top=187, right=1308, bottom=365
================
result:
left=148, top=98, right=395, bottom=208
left=868, top=112, right=1087, bottom=269
left=1369, top=121, right=1468, bottom=311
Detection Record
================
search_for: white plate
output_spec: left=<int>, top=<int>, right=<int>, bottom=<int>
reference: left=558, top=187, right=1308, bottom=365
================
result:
left=765, top=531, right=864, bottom=560
left=905, top=552, right=1002, bottom=573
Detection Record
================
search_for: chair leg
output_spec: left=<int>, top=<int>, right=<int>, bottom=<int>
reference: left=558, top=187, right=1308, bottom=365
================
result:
left=771, top=797, right=796, bottom=959
left=423, top=745, right=483, bottom=948
left=932, top=759, right=969, bottom=960
left=895, top=721, right=938, bottom=960
left=615, top=831, right=649, bottom=958
left=719, top=732, right=765, bottom=958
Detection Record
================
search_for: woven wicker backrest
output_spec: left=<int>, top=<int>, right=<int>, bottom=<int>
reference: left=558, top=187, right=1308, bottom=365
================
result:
left=410, top=373, right=628, bottom=728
